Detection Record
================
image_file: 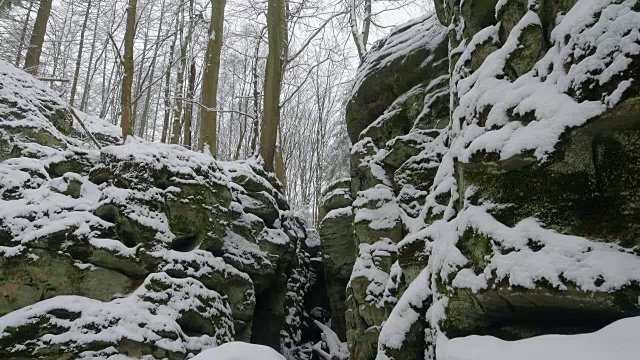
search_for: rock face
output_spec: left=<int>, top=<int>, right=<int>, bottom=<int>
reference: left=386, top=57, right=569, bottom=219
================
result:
left=318, top=178, right=354, bottom=341
left=323, top=13, right=451, bottom=360
left=318, top=1, right=640, bottom=359
left=0, top=61, right=326, bottom=359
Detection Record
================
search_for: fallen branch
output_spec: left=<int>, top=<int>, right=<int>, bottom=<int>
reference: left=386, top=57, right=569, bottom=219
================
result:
left=67, top=106, right=102, bottom=149
left=177, top=97, right=256, bottom=120
left=108, top=32, right=124, bottom=66
left=312, top=320, right=349, bottom=360
left=37, top=77, right=70, bottom=82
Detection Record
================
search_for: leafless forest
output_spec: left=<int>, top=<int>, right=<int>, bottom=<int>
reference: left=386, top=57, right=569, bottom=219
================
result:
left=0, top=0, right=425, bottom=224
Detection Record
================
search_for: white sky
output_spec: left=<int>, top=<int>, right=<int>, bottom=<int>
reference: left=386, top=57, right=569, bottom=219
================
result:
left=368, top=1, right=434, bottom=43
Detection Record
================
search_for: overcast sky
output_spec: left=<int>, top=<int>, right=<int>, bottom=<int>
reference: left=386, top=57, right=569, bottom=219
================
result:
left=369, top=0, right=434, bottom=43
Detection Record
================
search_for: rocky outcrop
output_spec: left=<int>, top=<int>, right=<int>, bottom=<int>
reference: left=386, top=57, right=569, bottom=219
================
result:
left=318, top=178, right=354, bottom=341
left=336, top=13, right=451, bottom=360
left=345, top=14, right=449, bottom=145
left=318, top=1, right=640, bottom=359
left=0, top=61, right=326, bottom=359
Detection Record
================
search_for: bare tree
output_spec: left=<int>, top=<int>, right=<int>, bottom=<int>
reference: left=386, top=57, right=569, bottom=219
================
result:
left=69, top=0, right=93, bottom=106
left=120, top=0, right=137, bottom=140
left=80, top=0, right=105, bottom=111
left=138, top=0, right=167, bottom=138
left=14, top=0, right=34, bottom=67
left=183, top=59, right=196, bottom=147
left=349, top=0, right=371, bottom=60
left=249, top=33, right=262, bottom=154
left=259, top=0, right=286, bottom=172
left=170, top=0, right=195, bottom=145
left=198, top=0, right=226, bottom=156
left=24, top=0, right=53, bottom=75
left=161, top=12, right=178, bottom=143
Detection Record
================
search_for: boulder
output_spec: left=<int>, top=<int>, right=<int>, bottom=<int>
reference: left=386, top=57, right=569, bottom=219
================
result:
left=345, top=14, right=448, bottom=143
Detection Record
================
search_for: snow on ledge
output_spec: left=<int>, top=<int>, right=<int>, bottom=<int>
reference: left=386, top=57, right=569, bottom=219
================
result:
left=451, top=0, right=640, bottom=162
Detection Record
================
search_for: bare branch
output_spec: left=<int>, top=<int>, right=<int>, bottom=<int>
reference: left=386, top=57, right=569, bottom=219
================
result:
left=179, top=97, right=256, bottom=120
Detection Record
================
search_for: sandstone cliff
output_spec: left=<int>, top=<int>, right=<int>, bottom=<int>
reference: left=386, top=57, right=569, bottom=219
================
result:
left=318, top=1, right=640, bottom=359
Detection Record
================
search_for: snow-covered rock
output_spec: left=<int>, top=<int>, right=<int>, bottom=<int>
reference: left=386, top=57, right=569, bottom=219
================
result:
left=318, top=1, right=640, bottom=359
left=0, top=60, right=327, bottom=359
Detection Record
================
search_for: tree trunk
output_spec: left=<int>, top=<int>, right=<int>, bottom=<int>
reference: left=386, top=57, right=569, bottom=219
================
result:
left=170, top=5, right=190, bottom=145
left=15, top=0, right=34, bottom=67
left=250, top=35, right=261, bottom=154
left=132, top=15, right=151, bottom=134
left=161, top=16, right=178, bottom=143
left=198, top=0, right=226, bottom=156
left=234, top=58, right=249, bottom=160
left=234, top=116, right=246, bottom=160
left=120, top=0, right=137, bottom=141
left=241, top=83, right=250, bottom=158
left=349, top=0, right=369, bottom=61
left=275, top=145, right=286, bottom=194
left=259, top=0, right=286, bottom=172
left=24, top=0, right=53, bottom=75
left=151, top=50, right=165, bottom=142
left=183, top=60, right=196, bottom=148
left=80, top=0, right=104, bottom=112
left=70, top=0, right=92, bottom=106
left=363, top=0, right=371, bottom=48
left=225, top=61, right=238, bottom=159
left=139, top=0, right=166, bottom=138
left=59, top=3, right=77, bottom=85
left=100, top=46, right=119, bottom=118
left=50, top=5, right=70, bottom=78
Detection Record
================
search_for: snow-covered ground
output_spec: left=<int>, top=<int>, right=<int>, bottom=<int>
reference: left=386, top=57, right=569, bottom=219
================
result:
left=191, top=342, right=285, bottom=360
left=438, top=316, right=640, bottom=360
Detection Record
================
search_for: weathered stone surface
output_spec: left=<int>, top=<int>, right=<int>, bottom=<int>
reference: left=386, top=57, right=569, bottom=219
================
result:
left=318, top=14, right=453, bottom=360
left=0, top=273, right=233, bottom=359
left=383, top=137, right=422, bottom=170
left=319, top=188, right=352, bottom=217
left=496, top=0, right=527, bottom=42
left=505, top=21, right=545, bottom=78
left=350, top=138, right=392, bottom=195
left=393, top=152, right=441, bottom=194
left=345, top=14, right=449, bottom=143
left=345, top=238, right=398, bottom=360
left=318, top=179, right=355, bottom=341
left=444, top=285, right=640, bottom=340
left=461, top=0, right=499, bottom=39
left=319, top=211, right=355, bottom=281
left=457, top=96, right=640, bottom=246
left=0, top=249, right=138, bottom=316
